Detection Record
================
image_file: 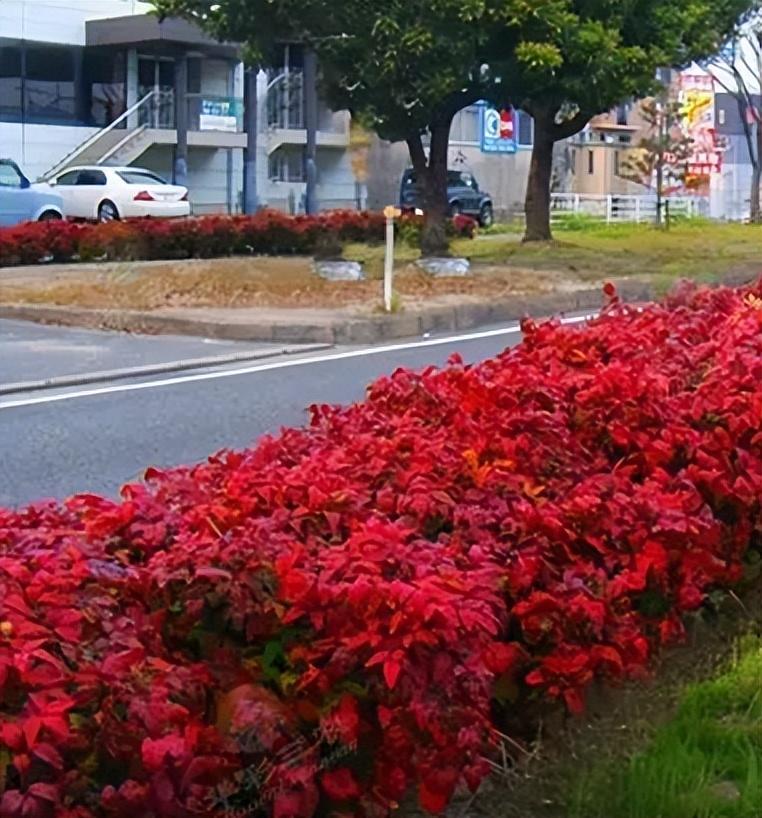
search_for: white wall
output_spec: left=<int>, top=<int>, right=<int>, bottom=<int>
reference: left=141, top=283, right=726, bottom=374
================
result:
left=366, top=136, right=532, bottom=217
left=0, top=0, right=153, bottom=45
left=316, top=148, right=360, bottom=209
left=0, top=122, right=99, bottom=180
left=711, top=134, right=754, bottom=221
left=139, top=144, right=241, bottom=214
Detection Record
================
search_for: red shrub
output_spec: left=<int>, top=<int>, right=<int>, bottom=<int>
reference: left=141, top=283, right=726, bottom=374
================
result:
left=0, top=210, right=390, bottom=268
left=1, top=281, right=762, bottom=817
left=451, top=213, right=478, bottom=238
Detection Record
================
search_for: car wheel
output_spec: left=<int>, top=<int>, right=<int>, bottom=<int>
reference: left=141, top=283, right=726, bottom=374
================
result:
left=98, top=201, right=120, bottom=222
left=38, top=210, right=62, bottom=222
left=478, top=203, right=494, bottom=228
left=449, top=202, right=462, bottom=217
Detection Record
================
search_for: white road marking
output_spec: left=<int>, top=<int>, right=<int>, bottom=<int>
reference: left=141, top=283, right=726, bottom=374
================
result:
left=0, top=314, right=596, bottom=411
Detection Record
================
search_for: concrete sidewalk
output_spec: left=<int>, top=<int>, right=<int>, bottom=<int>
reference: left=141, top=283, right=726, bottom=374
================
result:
left=0, top=279, right=654, bottom=344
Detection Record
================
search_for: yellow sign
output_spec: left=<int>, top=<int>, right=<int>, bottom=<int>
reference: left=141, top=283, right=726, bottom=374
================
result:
left=383, top=205, right=401, bottom=220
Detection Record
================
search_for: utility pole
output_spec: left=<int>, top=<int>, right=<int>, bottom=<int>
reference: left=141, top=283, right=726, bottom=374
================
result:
left=243, top=66, right=259, bottom=214
left=303, top=48, right=318, bottom=215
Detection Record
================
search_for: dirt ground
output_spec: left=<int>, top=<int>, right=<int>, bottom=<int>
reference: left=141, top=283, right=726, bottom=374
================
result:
left=448, top=580, right=762, bottom=818
left=0, top=254, right=597, bottom=312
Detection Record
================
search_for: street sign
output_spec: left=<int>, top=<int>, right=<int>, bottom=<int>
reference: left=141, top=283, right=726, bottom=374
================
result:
left=480, top=105, right=517, bottom=154
left=199, top=99, right=239, bottom=132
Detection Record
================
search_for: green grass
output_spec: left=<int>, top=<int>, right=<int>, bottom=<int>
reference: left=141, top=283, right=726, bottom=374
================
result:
left=343, top=221, right=762, bottom=294
left=568, top=637, right=762, bottom=818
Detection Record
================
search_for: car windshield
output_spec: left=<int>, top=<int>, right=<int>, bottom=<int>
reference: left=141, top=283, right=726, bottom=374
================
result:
left=117, top=170, right=168, bottom=186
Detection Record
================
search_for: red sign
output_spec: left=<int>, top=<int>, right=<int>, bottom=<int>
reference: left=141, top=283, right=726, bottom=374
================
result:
left=499, top=109, right=514, bottom=140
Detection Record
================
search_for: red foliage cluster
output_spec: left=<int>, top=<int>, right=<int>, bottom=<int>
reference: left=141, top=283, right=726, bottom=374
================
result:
left=2, top=281, right=762, bottom=818
left=0, top=210, right=474, bottom=268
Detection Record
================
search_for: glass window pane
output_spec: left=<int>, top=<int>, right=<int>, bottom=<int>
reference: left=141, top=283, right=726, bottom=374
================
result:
left=138, top=58, right=154, bottom=89
left=0, top=162, right=22, bottom=187
left=117, top=170, right=168, bottom=185
left=25, top=46, right=76, bottom=122
left=84, top=51, right=125, bottom=126
left=188, top=57, right=202, bottom=94
left=56, top=170, right=80, bottom=186
left=0, top=47, right=22, bottom=120
left=77, top=169, right=107, bottom=185
left=158, top=60, right=174, bottom=89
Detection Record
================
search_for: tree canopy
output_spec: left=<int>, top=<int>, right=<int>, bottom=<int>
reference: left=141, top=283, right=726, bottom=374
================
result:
left=498, top=0, right=751, bottom=239
left=154, top=0, right=752, bottom=244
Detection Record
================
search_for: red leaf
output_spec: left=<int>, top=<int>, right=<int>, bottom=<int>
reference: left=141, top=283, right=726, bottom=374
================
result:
left=320, top=767, right=361, bottom=801
left=383, top=656, right=402, bottom=689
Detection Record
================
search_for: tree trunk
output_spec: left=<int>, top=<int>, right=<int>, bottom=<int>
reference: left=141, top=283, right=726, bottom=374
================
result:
left=751, top=165, right=761, bottom=224
left=751, top=118, right=762, bottom=223
left=524, top=123, right=554, bottom=242
left=656, top=158, right=664, bottom=228
left=407, top=117, right=453, bottom=257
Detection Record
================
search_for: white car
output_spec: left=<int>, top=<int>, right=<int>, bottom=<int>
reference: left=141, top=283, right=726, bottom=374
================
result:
left=51, top=166, right=190, bottom=221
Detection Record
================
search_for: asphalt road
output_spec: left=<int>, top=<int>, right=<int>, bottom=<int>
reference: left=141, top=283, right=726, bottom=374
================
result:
left=0, top=319, right=293, bottom=385
left=0, top=320, right=538, bottom=508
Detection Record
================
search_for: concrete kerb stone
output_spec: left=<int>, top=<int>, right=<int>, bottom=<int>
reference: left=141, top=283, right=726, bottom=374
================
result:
left=270, top=323, right=335, bottom=344
left=0, top=279, right=662, bottom=346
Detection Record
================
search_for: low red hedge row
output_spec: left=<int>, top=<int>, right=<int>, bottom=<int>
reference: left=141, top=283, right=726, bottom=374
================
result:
left=0, top=210, right=476, bottom=268
left=2, top=281, right=761, bottom=818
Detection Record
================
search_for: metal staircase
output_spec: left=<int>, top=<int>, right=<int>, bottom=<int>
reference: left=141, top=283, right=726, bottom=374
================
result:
left=40, top=91, right=172, bottom=181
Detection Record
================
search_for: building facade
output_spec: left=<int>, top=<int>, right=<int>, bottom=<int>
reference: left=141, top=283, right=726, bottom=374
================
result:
left=0, top=0, right=355, bottom=214
left=712, top=91, right=760, bottom=221
left=366, top=106, right=535, bottom=219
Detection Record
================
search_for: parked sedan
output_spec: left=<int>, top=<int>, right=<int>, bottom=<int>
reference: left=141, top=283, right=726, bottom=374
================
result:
left=0, top=158, right=63, bottom=226
left=51, top=166, right=190, bottom=221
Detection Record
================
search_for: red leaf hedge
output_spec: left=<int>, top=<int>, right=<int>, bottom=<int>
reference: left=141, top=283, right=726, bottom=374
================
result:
left=2, top=281, right=762, bottom=818
left=0, top=210, right=475, bottom=268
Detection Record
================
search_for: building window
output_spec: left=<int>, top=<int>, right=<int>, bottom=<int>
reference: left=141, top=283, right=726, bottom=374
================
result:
left=268, top=147, right=304, bottom=182
left=187, top=57, right=202, bottom=94
left=267, top=72, right=304, bottom=129
left=588, top=150, right=594, bottom=174
left=614, top=149, right=620, bottom=176
left=24, top=46, right=77, bottom=123
left=570, top=148, right=576, bottom=174
left=718, top=108, right=726, bottom=126
left=0, top=46, right=22, bottom=121
left=517, top=110, right=534, bottom=146
left=84, top=51, right=126, bottom=126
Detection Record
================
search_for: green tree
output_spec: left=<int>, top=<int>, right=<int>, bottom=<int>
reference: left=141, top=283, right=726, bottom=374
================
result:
left=156, top=1, right=747, bottom=247
left=497, top=1, right=749, bottom=241
left=151, top=0, right=564, bottom=255
left=620, top=98, right=695, bottom=227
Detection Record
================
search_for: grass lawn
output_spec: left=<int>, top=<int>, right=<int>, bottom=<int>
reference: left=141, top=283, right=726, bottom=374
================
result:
left=1, top=220, right=761, bottom=311
left=568, top=637, right=762, bottom=818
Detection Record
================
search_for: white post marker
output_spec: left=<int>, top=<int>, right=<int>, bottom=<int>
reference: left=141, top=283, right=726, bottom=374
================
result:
left=382, top=205, right=400, bottom=312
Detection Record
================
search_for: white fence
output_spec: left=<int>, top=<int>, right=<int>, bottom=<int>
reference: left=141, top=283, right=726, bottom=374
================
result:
left=550, top=193, right=709, bottom=224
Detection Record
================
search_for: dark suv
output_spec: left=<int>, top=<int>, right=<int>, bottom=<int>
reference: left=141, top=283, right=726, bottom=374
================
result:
left=400, top=168, right=494, bottom=227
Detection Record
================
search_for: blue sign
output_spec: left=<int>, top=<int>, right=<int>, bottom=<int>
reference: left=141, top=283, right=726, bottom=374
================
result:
left=480, top=105, right=517, bottom=154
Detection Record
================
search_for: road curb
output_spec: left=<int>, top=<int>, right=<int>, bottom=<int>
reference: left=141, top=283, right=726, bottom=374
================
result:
left=0, top=279, right=655, bottom=345
left=0, top=343, right=333, bottom=396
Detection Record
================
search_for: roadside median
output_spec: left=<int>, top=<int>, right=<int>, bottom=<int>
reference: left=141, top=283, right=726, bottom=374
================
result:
left=0, top=279, right=653, bottom=345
